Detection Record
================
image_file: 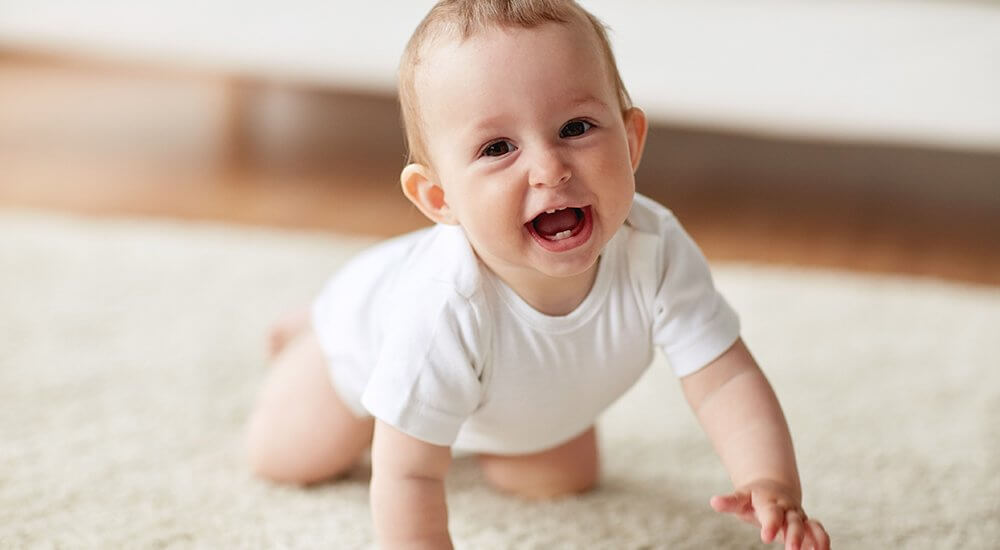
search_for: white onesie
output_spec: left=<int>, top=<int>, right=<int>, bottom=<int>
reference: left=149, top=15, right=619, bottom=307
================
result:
left=311, top=193, right=740, bottom=455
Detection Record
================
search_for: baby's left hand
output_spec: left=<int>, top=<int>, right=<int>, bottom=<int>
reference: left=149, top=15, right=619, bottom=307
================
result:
left=710, top=479, right=830, bottom=550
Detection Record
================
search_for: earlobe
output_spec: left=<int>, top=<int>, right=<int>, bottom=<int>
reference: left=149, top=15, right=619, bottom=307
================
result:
left=400, top=163, right=457, bottom=225
left=624, top=107, right=649, bottom=173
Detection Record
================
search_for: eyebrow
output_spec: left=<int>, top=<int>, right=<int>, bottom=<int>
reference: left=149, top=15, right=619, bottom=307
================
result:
left=466, top=95, right=611, bottom=134
left=460, top=94, right=614, bottom=147
left=468, top=114, right=509, bottom=136
left=567, top=95, right=610, bottom=110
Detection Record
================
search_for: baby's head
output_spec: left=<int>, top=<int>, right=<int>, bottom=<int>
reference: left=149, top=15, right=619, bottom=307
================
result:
left=399, top=0, right=632, bottom=166
left=397, top=0, right=648, bottom=293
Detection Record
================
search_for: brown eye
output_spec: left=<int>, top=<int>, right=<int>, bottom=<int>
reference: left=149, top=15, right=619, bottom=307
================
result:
left=483, top=140, right=515, bottom=157
left=560, top=120, right=592, bottom=138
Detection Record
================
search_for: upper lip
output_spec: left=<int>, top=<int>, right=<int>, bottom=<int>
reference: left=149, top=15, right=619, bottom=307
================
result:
left=524, top=203, right=589, bottom=225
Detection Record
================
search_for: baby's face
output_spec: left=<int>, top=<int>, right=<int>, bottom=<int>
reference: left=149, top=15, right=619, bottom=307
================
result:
left=415, top=21, right=644, bottom=289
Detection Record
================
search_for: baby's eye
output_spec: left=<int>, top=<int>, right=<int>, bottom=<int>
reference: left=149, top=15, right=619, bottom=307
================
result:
left=560, top=120, right=592, bottom=138
left=481, top=139, right=516, bottom=157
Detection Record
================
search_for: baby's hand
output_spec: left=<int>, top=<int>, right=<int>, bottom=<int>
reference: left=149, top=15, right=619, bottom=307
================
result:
left=710, top=479, right=830, bottom=550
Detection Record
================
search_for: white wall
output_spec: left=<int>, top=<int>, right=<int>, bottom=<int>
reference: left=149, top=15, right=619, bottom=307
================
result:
left=2, top=0, right=998, bottom=151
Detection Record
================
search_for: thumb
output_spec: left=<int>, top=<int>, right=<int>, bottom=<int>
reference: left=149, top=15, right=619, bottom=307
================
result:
left=710, top=492, right=749, bottom=514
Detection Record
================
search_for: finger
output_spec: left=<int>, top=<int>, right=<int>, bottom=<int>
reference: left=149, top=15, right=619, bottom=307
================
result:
left=755, top=502, right=784, bottom=543
left=711, top=493, right=759, bottom=525
left=710, top=493, right=760, bottom=526
left=783, top=510, right=806, bottom=550
left=806, top=519, right=830, bottom=550
left=710, top=493, right=750, bottom=514
left=797, top=528, right=817, bottom=550
left=796, top=520, right=827, bottom=550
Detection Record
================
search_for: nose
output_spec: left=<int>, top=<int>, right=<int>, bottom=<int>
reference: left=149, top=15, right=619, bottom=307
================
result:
left=528, top=146, right=571, bottom=188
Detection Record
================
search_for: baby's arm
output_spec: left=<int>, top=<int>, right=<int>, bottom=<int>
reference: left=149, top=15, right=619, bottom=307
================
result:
left=370, top=420, right=453, bottom=549
left=681, top=339, right=829, bottom=550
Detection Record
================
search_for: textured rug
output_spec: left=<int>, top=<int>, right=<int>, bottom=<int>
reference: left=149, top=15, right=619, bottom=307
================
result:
left=1, top=210, right=997, bottom=549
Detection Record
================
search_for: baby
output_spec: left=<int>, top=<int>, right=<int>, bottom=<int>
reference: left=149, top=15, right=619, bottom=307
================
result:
left=247, top=1, right=829, bottom=549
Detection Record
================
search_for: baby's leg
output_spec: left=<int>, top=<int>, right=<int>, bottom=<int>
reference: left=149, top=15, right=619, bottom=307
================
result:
left=477, top=427, right=599, bottom=499
left=246, top=328, right=373, bottom=485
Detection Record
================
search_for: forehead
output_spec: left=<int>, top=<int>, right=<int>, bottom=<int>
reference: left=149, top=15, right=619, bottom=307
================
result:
left=414, top=21, right=615, bottom=139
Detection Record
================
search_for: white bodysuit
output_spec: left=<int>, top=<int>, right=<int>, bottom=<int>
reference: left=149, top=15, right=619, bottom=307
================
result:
left=312, top=193, right=740, bottom=455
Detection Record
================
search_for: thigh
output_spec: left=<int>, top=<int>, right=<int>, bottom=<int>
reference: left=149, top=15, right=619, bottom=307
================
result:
left=246, top=329, right=373, bottom=485
left=477, top=427, right=600, bottom=499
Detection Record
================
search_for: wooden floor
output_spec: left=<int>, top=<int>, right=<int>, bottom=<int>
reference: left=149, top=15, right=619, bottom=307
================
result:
left=2, top=55, right=999, bottom=286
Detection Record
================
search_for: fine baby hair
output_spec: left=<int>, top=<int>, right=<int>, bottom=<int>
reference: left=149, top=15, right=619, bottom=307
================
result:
left=397, top=0, right=632, bottom=164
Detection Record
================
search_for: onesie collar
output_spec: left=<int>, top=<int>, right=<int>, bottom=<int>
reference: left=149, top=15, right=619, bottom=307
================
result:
left=484, top=228, right=623, bottom=333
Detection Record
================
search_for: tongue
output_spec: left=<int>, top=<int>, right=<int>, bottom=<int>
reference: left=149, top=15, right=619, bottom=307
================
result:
left=533, top=209, right=580, bottom=236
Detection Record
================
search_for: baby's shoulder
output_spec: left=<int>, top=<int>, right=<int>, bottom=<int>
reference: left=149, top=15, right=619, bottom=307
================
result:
left=360, top=225, right=488, bottom=340
left=335, top=224, right=486, bottom=318
left=390, top=224, right=484, bottom=301
left=620, top=194, right=685, bottom=269
left=619, top=193, right=711, bottom=291
left=625, top=193, right=683, bottom=238
left=378, top=235, right=492, bottom=367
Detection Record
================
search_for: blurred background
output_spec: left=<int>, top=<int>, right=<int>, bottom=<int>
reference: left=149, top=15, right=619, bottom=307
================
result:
left=1, top=0, right=998, bottom=284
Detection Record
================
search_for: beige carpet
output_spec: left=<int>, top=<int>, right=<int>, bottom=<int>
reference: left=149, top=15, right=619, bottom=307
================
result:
left=1, top=210, right=997, bottom=549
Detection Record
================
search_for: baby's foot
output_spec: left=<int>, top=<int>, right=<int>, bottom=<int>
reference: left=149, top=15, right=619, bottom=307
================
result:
left=267, top=307, right=311, bottom=360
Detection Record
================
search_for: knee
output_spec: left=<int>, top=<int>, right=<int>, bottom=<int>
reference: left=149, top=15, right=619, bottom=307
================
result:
left=244, top=403, right=373, bottom=486
left=243, top=408, right=332, bottom=486
left=478, top=428, right=601, bottom=499
left=244, top=411, right=307, bottom=485
left=479, top=455, right=599, bottom=499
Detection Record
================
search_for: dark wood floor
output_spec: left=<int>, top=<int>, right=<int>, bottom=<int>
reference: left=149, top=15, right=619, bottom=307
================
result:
left=2, top=55, right=998, bottom=286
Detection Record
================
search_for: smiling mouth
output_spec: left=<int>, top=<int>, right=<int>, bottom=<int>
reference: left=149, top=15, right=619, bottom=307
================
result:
left=525, top=206, right=593, bottom=252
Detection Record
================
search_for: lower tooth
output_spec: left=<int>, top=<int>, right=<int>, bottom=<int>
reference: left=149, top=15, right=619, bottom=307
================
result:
left=550, top=230, right=573, bottom=241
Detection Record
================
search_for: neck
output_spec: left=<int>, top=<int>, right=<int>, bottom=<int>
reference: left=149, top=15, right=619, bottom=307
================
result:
left=491, top=259, right=601, bottom=316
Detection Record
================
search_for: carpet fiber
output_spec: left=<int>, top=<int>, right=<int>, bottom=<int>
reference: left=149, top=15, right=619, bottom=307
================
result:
left=2, top=210, right=997, bottom=549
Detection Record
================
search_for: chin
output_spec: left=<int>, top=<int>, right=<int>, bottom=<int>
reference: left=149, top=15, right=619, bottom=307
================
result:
left=532, top=249, right=602, bottom=280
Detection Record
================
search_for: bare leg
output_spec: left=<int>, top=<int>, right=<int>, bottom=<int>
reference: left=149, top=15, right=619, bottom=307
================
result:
left=246, top=328, right=373, bottom=485
left=477, top=427, right=600, bottom=499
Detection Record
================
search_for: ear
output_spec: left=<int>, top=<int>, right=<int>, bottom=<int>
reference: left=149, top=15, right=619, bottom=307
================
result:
left=623, top=107, right=648, bottom=173
left=400, top=163, right=458, bottom=225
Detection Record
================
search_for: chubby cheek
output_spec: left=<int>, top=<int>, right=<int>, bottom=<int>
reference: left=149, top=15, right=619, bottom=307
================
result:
left=592, top=155, right=636, bottom=221
left=485, top=197, right=527, bottom=246
left=457, top=186, right=527, bottom=252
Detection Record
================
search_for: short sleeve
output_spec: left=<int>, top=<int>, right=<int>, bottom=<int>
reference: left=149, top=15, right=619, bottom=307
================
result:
left=361, top=287, right=486, bottom=447
left=651, top=220, right=740, bottom=377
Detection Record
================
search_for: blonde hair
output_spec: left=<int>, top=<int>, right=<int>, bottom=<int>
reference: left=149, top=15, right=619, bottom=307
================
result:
left=398, top=0, right=632, bottom=165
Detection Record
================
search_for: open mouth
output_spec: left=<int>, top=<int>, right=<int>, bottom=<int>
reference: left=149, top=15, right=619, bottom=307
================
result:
left=524, top=205, right=593, bottom=252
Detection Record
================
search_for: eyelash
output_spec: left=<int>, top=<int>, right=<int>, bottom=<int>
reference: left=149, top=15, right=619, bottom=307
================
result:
left=559, top=119, right=594, bottom=139
left=480, top=139, right=515, bottom=158
left=478, top=119, right=596, bottom=159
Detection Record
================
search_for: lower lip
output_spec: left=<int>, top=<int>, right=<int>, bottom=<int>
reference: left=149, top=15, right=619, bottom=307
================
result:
left=525, top=206, right=594, bottom=253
